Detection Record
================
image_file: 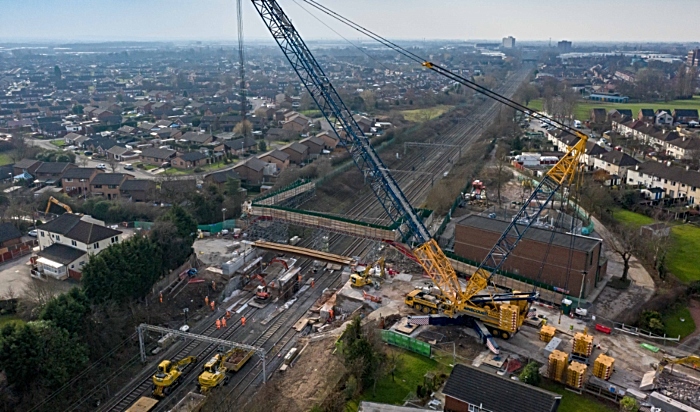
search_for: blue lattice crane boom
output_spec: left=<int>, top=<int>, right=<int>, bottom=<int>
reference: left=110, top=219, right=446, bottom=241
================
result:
left=251, top=0, right=588, bottom=336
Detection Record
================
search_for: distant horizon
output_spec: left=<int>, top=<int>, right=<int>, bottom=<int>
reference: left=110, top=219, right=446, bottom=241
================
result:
left=2, top=0, right=700, bottom=44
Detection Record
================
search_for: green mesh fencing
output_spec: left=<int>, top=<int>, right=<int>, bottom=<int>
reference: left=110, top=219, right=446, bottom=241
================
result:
left=381, top=330, right=431, bottom=357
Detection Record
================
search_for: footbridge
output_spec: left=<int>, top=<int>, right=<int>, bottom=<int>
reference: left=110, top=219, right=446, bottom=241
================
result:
left=252, top=240, right=354, bottom=265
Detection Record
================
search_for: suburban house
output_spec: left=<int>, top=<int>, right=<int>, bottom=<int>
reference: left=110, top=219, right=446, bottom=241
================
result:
left=172, top=152, right=208, bottom=169
left=0, top=223, right=22, bottom=248
left=35, top=214, right=122, bottom=280
left=34, top=162, right=77, bottom=184
left=299, top=136, right=325, bottom=156
left=665, top=135, right=700, bottom=160
left=220, top=136, right=257, bottom=155
left=281, top=142, right=309, bottom=164
left=204, top=169, right=241, bottom=189
left=90, top=173, right=133, bottom=200
left=581, top=141, right=608, bottom=171
left=315, top=130, right=340, bottom=150
left=281, top=113, right=310, bottom=133
left=61, top=168, right=103, bottom=197
left=627, top=161, right=700, bottom=204
left=352, top=114, right=374, bottom=133
left=120, top=179, right=156, bottom=202
left=84, top=137, right=118, bottom=155
left=107, top=145, right=139, bottom=162
left=233, top=157, right=268, bottom=185
left=12, top=158, right=42, bottom=177
left=674, top=109, right=699, bottom=124
left=443, top=364, right=561, bottom=412
left=591, top=150, right=639, bottom=181
left=607, top=109, right=633, bottom=123
left=638, top=108, right=655, bottom=122
left=655, top=111, right=673, bottom=126
left=258, top=149, right=290, bottom=171
left=590, top=108, right=607, bottom=123
left=140, top=147, right=177, bottom=166
left=181, top=131, right=214, bottom=145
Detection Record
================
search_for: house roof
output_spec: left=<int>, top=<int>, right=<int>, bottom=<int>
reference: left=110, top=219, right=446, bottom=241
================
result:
left=235, top=157, right=266, bottom=172
left=92, top=173, right=131, bottom=186
left=674, top=109, right=699, bottom=117
left=120, top=179, right=154, bottom=192
left=86, top=137, right=118, bottom=150
left=261, top=149, right=289, bottom=162
left=640, top=109, right=654, bottom=117
left=456, top=214, right=601, bottom=252
left=585, top=141, right=608, bottom=155
left=282, top=142, right=308, bottom=154
left=0, top=223, right=22, bottom=243
left=161, top=179, right=196, bottom=193
left=634, top=161, right=700, bottom=188
left=178, top=152, right=207, bottom=162
left=35, top=162, right=73, bottom=174
left=598, top=150, right=639, bottom=167
left=37, top=243, right=86, bottom=265
left=181, top=131, right=211, bottom=143
left=206, top=169, right=241, bottom=184
left=224, top=136, right=257, bottom=149
left=300, top=136, right=325, bottom=146
left=62, top=168, right=98, bottom=179
left=64, top=132, right=84, bottom=141
left=39, top=213, right=122, bottom=244
left=107, top=145, right=130, bottom=156
left=14, top=158, right=41, bottom=169
left=443, top=364, right=561, bottom=412
left=141, top=147, right=176, bottom=160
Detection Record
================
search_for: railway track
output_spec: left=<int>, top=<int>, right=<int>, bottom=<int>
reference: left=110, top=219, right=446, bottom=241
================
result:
left=90, top=68, right=530, bottom=412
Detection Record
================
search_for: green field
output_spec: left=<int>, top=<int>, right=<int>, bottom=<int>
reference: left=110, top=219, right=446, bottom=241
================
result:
left=540, top=381, right=616, bottom=412
left=346, top=350, right=448, bottom=412
left=613, top=209, right=700, bottom=282
left=50, top=139, right=66, bottom=147
left=662, top=306, right=696, bottom=339
left=401, top=105, right=454, bottom=123
left=0, top=315, right=24, bottom=329
left=528, top=96, right=700, bottom=123
left=0, top=152, right=13, bottom=166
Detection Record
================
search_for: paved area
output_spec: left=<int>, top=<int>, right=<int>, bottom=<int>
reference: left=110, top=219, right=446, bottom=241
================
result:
left=679, top=299, right=700, bottom=353
left=0, top=258, right=33, bottom=298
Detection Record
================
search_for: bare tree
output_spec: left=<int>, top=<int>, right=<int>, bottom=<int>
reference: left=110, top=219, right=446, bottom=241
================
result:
left=233, top=120, right=253, bottom=138
left=107, top=157, right=119, bottom=173
left=605, top=223, right=646, bottom=282
left=10, top=133, right=28, bottom=162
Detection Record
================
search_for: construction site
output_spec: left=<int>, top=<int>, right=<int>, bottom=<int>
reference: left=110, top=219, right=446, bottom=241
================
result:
left=86, top=2, right=700, bottom=412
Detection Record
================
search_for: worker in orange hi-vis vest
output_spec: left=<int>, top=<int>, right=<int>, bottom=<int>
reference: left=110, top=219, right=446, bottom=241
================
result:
left=159, top=293, right=163, bottom=304
left=210, top=301, right=215, bottom=311
left=215, top=319, right=221, bottom=329
left=298, top=274, right=302, bottom=284
left=241, top=316, right=246, bottom=326
left=225, top=310, right=231, bottom=319
left=205, top=296, right=209, bottom=307
left=311, top=279, right=315, bottom=288
left=221, top=317, right=227, bottom=328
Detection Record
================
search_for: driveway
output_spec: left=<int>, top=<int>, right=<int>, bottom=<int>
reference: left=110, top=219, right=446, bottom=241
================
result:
left=0, top=258, right=33, bottom=299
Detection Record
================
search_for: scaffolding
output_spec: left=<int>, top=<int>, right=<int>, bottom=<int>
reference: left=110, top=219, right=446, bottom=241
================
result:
left=136, top=324, right=268, bottom=382
left=247, top=218, right=289, bottom=244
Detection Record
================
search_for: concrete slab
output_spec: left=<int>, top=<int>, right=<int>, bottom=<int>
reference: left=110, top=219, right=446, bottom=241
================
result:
left=394, top=273, right=413, bottom=282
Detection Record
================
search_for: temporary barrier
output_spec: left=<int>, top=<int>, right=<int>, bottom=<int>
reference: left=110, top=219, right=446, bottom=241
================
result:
left=381, top=330, right=431, bottom=358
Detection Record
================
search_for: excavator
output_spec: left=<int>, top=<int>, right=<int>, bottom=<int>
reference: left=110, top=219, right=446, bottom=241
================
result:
left=657, top=355, right=700, bottom=374
left=350, top=257, right=384, bottom=288
left=45, top=196, right=73, bottom=214
left=251, top=0, right=588, bottom=341
left=151, top=356, right=198, bottom=397
left=251, top=274, right=272, bottom=301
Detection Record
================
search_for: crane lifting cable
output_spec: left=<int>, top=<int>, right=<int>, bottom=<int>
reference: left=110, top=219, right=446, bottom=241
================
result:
left=237, top=0, right=247, bottom=122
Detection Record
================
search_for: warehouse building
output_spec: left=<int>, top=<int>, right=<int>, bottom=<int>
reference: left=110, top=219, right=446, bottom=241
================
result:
left=453, top=214, right=606, bottom=299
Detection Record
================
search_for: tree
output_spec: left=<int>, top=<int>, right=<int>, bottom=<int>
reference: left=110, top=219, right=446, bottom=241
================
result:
left=107, top=156, right=118, bottom=173
left=10, top=134, right=28, bottom=162
left=151, top=221, right=193, bottom=273
left=53, top=65, right=62, bottom=79
left=40, top=288, right=90, bottom=336
left=620, top=396, right=639, bottom=412
left=360, top=90, right=376, bottom=112
left=606, top=223, right=645, bottom=282
left=72, top=105, right=84, bottom=115
left=258, top=140, right=267, bottom=152
left=517, top=83, right=539, bottom=106
left=158, top=205, right=197, bottom=241
left=233, top=120, right=253, bottom=138
left=519, top=362, right=541, bottom=386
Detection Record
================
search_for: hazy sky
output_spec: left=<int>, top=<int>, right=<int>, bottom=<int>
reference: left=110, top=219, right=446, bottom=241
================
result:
left=2, top=0, right=700, bottom=43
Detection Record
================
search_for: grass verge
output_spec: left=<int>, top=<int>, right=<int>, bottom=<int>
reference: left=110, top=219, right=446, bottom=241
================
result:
left=663, top=306, right=696, bottom=339
left=528, top=96, right=700, bottom=123
left=401, top=105, right=453, bottom=123
left=346, top=350, right=449, bottom=412
left=0, top=315, right=24, bottom=329
left=0, top=152, right=13, bottom=166
left=540, top=381, right=616, bottom=412
left=50, top=139, right=66, bottom=147
left=612, top=208, right=700, bottom=282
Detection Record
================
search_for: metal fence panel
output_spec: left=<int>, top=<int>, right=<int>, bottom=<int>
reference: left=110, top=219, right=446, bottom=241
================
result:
left=381, top=330, right=431, bottom=357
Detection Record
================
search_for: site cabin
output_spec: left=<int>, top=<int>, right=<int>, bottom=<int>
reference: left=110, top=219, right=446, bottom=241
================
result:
left=126, top=396, right=158, bottom=412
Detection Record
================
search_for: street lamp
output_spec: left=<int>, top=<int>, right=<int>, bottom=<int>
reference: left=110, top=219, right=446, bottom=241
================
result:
left=577, top=271, right=587, bottom=309
left=222, top=208, right=227, bottom=224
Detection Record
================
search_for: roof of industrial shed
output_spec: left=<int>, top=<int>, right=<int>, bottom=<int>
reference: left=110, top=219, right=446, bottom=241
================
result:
left=455, top=214, right=601, bottom=253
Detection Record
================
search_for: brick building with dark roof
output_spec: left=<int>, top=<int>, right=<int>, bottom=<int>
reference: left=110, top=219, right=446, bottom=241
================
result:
left=61, top=167, right=103, bottom=197
left=90, top=173, right=133, bottom=200
left=0, top=223, right=22, bottom=248
left=453, top=214, right=606, bottom=298
left=34, top=162, right=77, bottom=184
left=443, top=364, right=561, bottom=412
left=120, top=179, right=156, bottom=202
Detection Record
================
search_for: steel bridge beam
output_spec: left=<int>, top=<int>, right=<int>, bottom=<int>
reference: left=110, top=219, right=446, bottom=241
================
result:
left=137, top=323, right=267, bottom=382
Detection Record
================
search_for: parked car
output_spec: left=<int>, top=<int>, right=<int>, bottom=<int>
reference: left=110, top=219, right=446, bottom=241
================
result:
left=161, top=162, right=171, bottom=169
left=84, top=151, right=93, bottom=156
left=28, top=229, right=37, bottom=237
left=123, top=163, right=134, bottom=170
left=96, top=163, right=106, bottom=169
